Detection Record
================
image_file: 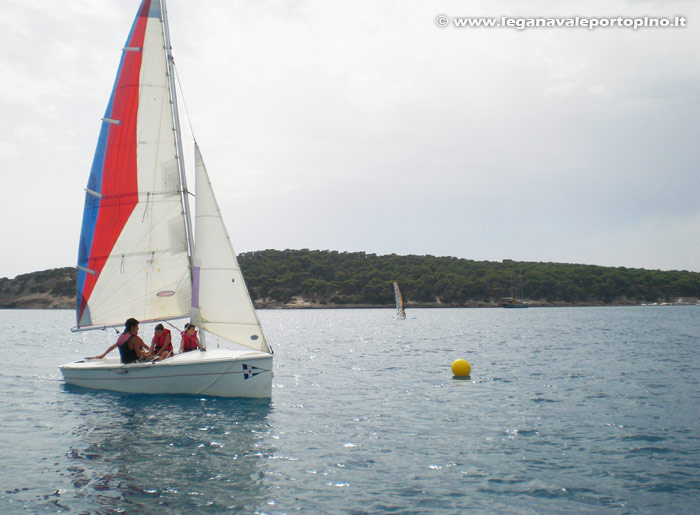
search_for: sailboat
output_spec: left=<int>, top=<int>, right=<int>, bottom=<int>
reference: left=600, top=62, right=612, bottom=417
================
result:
left=393, top=282, right=406, bottom=319
left=500, top=271, right=529, bottom=308
left=59, top=0, right=273, bottom=398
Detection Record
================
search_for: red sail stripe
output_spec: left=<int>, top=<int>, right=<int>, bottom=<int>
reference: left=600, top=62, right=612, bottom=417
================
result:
left=79, top=5, right=150, bottom=320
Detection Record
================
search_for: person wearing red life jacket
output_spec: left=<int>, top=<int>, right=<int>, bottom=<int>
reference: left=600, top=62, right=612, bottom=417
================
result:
left=179, top=322, right=203, bottom=353
left=150, top=323, right=173, bottom=361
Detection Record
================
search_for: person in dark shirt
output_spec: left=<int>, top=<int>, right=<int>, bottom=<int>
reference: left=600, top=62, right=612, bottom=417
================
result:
left=90, top=318, right=153, bottom=363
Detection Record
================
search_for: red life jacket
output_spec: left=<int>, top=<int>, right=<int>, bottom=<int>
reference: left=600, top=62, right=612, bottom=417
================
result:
left=152, top=329, right=172, bottom=353
left=181, top=330, right=199, bottom=351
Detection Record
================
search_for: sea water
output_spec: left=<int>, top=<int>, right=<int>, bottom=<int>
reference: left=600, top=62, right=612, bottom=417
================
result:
left=1, top=307, right=699, bottom=513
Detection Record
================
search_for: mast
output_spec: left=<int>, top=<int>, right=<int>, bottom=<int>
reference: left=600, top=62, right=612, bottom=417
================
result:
left=161, top=0, right=195, bottom=266
left=161, top=0, right=206, bottom=348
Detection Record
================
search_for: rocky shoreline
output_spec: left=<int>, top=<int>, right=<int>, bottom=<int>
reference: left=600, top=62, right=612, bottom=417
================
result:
left=1, top=294, right=649, bottom=311
left=254, top=298, right=650, bottom=309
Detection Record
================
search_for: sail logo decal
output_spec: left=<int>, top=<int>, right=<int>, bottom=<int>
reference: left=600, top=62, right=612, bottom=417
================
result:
left=242, top=363, right=265, bottom=380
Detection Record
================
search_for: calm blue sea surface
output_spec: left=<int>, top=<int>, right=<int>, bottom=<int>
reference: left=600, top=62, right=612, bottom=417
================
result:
left=1, top=307, right=699, bottom=513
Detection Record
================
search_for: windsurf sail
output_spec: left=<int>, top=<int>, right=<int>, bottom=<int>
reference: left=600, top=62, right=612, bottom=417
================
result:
left=394, top=282, right=406, bottom=319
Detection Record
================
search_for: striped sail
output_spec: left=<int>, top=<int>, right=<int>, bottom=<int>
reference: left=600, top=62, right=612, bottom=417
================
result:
left=76, top=0, right=191, bottom=329
left=191, top=144, right=270, bottom=353
left=394, top=282, right=406, bottom=319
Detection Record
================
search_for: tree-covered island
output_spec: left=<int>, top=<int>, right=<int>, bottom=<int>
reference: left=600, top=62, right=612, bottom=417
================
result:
left=2, top=249, right=698, bottom=309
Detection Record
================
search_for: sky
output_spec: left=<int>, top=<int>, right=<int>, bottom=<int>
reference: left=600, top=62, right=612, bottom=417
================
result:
left=1, top=0, right=699, bottom=279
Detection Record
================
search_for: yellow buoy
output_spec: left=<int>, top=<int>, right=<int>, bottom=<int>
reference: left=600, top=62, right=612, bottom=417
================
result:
left=451, top=358, right=471, bottom=377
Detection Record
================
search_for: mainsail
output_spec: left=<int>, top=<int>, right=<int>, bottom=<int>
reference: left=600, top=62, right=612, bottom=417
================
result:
left=394, top=282, right=406, bottom=319
left=75, top=0, right=192, bottom=329
left=191, top=144, right=270, bottom=353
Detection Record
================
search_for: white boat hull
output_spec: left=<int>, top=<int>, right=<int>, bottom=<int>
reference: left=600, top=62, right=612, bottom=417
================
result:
left=60, top=349, right=273, bottom=398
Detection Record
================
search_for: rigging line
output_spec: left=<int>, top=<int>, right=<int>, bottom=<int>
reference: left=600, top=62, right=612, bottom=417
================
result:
left=142, top=192, right=150, bottom=222
left=172, top=61, right=198, bottom=143
left=165, top=320, right=184, bottom=333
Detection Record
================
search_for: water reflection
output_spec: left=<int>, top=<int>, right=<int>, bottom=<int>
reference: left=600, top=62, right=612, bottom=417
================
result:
left=63, top=390, right=273, bottom=512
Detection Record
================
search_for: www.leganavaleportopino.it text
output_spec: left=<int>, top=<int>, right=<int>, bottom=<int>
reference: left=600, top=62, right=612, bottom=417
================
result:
left=434, top=15, right=687, bottom=30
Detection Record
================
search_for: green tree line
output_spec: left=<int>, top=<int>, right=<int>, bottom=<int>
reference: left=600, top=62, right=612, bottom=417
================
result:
left=237, top=249, right=700, bottom=306
left=2, top=249, right=699, bottom=308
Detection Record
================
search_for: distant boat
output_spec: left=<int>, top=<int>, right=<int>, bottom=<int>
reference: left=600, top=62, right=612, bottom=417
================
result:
left=59, top=0, right=273, bottom=398
left=501, top=271, right=529, bottom=308
left=393, top=282, right=406, bottom=319
left=499, top=297, right=529, bottom=308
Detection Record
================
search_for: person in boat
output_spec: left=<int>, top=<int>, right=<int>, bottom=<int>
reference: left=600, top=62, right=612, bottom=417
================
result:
left=179, top=322, right=204, bottom=353
left=90, top=318, right=153, bottom=363
left=150, top=323, right=173, bottom=361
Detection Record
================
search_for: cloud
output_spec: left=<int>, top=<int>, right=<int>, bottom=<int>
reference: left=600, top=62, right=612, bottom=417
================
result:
left=1, top=0, right=698, bottom=279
